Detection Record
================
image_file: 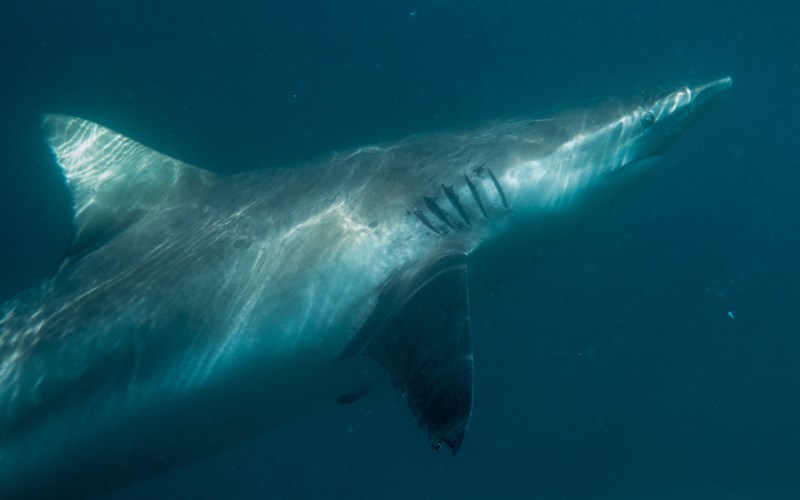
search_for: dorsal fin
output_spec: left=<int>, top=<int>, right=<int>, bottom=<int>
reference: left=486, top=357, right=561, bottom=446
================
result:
left=42, top=114, right=216, bottom=256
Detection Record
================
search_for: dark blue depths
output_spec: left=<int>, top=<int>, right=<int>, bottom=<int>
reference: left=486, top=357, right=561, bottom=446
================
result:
left=0, top=1, right=797, bottom=498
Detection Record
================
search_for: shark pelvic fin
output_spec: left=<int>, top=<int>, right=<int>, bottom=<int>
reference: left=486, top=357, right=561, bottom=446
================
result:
left=340, top=252, right=473, bottom=454
left=42, top=114, right=216, bottom=257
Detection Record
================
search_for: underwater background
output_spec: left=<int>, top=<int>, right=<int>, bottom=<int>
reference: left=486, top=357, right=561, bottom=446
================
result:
left=0, top=1, right=797, bottom=498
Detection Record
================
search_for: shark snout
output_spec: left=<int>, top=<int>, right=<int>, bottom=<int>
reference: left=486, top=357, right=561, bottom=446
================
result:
left=690, top=76, right=733, bottom=115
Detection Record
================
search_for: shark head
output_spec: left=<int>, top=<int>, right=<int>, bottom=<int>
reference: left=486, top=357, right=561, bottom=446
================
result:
left=501, top=76, right=732, bottom=216
left=624, top=76, right=733, bottom=164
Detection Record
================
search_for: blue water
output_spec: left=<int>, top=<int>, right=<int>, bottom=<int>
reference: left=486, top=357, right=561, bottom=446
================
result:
left=1, top=1, right=798, bottom=498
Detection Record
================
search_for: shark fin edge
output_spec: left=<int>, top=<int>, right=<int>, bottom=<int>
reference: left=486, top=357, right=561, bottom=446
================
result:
left=42, top=114, right=216, bottom=256
left=341, top=252, right=473, bottom=454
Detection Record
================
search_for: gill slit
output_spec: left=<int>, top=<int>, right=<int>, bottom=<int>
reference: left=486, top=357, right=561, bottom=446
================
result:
left=487, top=168, right=510, bottom=211
left=424, top=196, right=456, bottom=230
left=442, top=184, right=471, bottom=226
left=464, top=175, right=488, bottom=219
left=413, top=210, right=443, bottom=235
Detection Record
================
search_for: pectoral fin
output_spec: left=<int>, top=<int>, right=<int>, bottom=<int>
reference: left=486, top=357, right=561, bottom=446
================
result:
left=340, top=252, right=473, bottom=454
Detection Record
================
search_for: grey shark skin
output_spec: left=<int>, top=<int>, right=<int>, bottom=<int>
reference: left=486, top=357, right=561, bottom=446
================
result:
left=0, top=77, right=731, bottom=497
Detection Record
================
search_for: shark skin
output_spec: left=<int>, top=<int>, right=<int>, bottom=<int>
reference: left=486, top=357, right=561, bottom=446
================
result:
left=0, top=77, right=731, bottom=497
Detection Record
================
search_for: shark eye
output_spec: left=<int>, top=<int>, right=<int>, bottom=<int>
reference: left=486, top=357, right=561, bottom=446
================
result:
left=640, top=111, right=655, bottom=128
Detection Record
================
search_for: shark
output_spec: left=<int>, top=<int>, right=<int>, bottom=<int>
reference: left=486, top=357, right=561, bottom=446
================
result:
left=0, top=76, right=731, bottom=497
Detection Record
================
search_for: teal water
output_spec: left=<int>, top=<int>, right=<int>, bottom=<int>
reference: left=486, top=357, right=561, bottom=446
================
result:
left=0, top=1, right=797, bottom=498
